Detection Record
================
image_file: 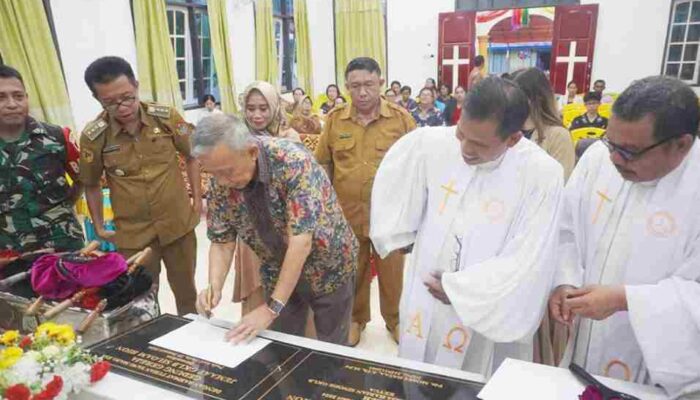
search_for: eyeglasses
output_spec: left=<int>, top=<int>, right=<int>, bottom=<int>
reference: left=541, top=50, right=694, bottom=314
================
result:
left=601, top=134, right=687, bottom=162
left=101, top=95, right=137, bottom=112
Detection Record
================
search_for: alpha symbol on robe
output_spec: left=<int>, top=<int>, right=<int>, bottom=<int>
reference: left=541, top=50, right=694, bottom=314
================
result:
left=646, top=211, right=677, bottom=238
left=604, top=359, right=632, bottom=382
left=482, top=199, right=506, bottom=222
left=439, top=180, right=458, bottom=215
left=442, top=326, right=470, bottom=354
left=405, top=312, right=424, bottom=339
left=592, top=190, right=612, bottom=224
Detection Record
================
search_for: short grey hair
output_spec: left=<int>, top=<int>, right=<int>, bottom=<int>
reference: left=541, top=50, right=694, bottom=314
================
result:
left=191, top=114, right=253, bottom=157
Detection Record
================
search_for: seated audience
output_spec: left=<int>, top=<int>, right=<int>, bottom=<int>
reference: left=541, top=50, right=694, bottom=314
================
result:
left=398, top=86, right=417, bottom=113
left=412, top=87, right=445, bottom=127
left=321, top=84, right=341, bottom=115
left=570, top=91, right=608, bottom=130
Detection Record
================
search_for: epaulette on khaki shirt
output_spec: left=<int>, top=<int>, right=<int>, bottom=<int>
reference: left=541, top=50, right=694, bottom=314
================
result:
left=314, top=99, right=416, bottom=237
left=78, top=102, right=197, bottom=248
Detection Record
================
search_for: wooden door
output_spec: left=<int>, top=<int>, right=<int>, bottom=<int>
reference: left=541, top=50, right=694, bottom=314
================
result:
left=550, top=4, right=599, bottom=95
left=438, top=11, right=476, bottom=91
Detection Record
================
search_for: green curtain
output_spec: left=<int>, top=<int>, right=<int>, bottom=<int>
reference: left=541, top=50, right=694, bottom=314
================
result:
left=207, top=0, right=238, bottom=113
left=0, top=0, right=74, bottom=128
left=132, top=0, right=183, bottom=111
left=255, top=0, right=278, bottom=84
left=293, top=0, right=313, bottom=96
left=334, top=0, right=386, bottom=88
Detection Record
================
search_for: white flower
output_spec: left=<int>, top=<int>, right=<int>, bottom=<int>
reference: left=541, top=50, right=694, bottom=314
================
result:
left=42, top=345, right=61, bottom=358
left=10, top=356, right=42, bottom=382
left=61, top=362, right=90, bottom=394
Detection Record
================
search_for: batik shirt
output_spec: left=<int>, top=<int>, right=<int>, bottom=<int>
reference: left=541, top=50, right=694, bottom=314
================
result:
left=0, top=117, right=83, bottom=253
left=207, top=137, right=357, bottom=296
left=412, top=107, right=445, bottom=127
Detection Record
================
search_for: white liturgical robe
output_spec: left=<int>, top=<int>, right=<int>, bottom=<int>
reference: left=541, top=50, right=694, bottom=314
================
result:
left=370, top=127, right=564, bottom=377
left=555, top=140, right=700, bottom=398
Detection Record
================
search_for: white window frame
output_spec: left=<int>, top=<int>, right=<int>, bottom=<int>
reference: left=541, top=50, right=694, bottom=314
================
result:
left=167, top=5, right=196, bottom=105
left=664, top=0, right=700, bottom=85
left=195, top=10, right=216, bottom=97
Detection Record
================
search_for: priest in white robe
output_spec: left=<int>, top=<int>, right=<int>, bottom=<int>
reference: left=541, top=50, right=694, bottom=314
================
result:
left=549, top=76, right=700, bottom=399
left=370, top=77, right=564, bottom=377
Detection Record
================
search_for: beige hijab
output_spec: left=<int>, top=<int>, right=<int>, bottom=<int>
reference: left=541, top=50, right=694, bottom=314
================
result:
left=242, top=81, right=287, bottom=137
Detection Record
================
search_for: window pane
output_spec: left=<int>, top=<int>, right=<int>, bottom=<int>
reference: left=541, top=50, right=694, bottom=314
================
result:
left=672, top=24, right=687, bottom=42
left=688, top=24, right=700, bottom=41
left=666, top=63, right=681, bottom=77
left=202, top=14, right=210, bottom=37
left=179, top=81, right=186, bottom=100
left=669, top=44, right=683, bottom=61
left=684, top=43, right=698, bottom=61
left=676, top=2, right=690, bottom=23
left=203, top=78, right=211, bottom=93
left=176, top=11, right=185, bottom=35
left=202, top=38, right=211, bottom=57
left=203, top=59, right=211, bottom=77
left=273, top=0, right=282, bottom=14
left=692, top=1, right=700, bottom=21
left=176, top=38, right=185, bottom=57
left=167, top=10, right=173, bottom=34
left=177, top=60, right=186, bottom=80
left=286, top=0, right=293, bottom=13
left=681, top=62, right=696, bottom=80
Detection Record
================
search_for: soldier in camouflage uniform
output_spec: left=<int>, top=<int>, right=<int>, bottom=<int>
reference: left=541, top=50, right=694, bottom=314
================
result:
left=0, top=65, right=84, bottom=296
left=79, top=57, right=201, bottom=315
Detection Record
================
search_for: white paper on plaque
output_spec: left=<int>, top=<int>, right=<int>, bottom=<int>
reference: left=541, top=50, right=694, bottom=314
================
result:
left=150, top=320, right=270, bottom=369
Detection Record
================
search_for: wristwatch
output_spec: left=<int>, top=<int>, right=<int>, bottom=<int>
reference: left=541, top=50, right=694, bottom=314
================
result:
left=267, top=298, right=285, bottom=317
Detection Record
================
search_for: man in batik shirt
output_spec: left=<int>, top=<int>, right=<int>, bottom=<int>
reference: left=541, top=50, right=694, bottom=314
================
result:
left=192, top=114, right=357, bottom=346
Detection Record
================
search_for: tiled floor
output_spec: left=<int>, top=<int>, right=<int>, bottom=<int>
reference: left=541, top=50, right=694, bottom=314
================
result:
left=157, top=223, right=399, bottom=357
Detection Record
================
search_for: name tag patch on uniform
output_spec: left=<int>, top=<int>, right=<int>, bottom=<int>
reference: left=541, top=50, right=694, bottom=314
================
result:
left=82, top=149, right=94, bottom=163
left=102, top=145, right=121, bottom=154
left=339, top=133, right=352, bottom=139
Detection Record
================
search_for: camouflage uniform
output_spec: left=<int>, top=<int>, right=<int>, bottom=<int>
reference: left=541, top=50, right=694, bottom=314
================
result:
left=0, top=117, right=83, bottom=254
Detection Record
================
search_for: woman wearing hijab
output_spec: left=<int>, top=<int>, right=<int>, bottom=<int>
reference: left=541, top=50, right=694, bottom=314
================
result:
left=231, top=81, right=302, bottom=317
left=289, top=95, right=322, bottom=151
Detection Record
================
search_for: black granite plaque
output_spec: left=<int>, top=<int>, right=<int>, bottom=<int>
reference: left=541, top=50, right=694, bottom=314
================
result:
left=89, top=314, right=483, bottom=400
left=88, top=315, right=304, bottom=399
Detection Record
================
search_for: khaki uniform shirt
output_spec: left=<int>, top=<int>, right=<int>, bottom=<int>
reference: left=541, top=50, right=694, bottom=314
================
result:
left=78, top=102, right=198, bottom=249
left=315, top=99, right=416, bottom=237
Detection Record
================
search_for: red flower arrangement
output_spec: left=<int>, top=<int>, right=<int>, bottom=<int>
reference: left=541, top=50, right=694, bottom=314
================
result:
left=90, top=361, right=111, bottom=383
left=4, top=384, right=31, bottom=400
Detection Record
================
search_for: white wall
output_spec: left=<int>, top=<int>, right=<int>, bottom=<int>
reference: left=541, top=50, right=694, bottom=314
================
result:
left=386, top=0, right=454, bottom=93
left=582, top=0, right=673, bottom=93
left=307, top=0, right=336, bottom=97
left=50, top=0, right=138, bottom=131
left=228, top=0, right=256, bottom=101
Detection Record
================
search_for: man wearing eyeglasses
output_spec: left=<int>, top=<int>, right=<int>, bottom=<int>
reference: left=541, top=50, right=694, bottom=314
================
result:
left=549, top=76, right=700, bottom=397
left=78, top=56, right=201, bottom=315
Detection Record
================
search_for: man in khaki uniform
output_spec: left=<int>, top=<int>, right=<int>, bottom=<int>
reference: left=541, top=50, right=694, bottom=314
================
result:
left=79, top=57, right=200, bottom=315
left=315, top=57, right=416, bottom=346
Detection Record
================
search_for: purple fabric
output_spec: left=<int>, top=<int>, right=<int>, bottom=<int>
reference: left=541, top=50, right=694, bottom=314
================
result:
left=31, top=253, right=128, bottom=300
